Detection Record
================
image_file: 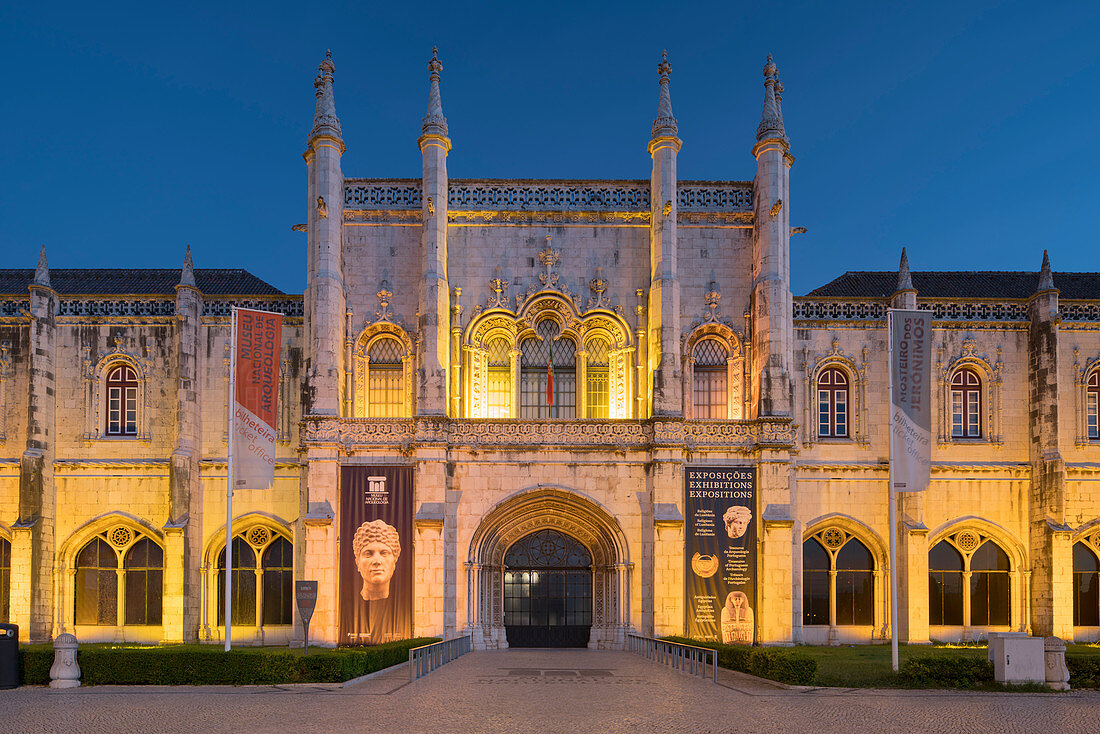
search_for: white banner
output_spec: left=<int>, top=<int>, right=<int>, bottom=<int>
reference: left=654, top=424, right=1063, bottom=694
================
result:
left=889, top=310, right=932, bottom=493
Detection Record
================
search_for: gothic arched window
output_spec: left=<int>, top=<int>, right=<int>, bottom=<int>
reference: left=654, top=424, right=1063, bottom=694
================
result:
left=217, top=537, right=257, bottom=626
left=367, top=337, right=406, bottom=418
left=487, top=337, right=512, bottom=419
left=124, top=538, right=163, bottom=625
left=836, top=538, right=874, bottom=625
left=951, top=369, right=982, bottom=438
left=1074, top=542, right=1099, bottom=627
left=929, top=541, right=964, bottom=626
left=217, top=529, right=294, bottom=628
left=0, top=537, right=10, bottom=623
left=520, top=321, right=576, bottom=419
left=692, top=339, right=727, bottom=419
left=585, top=338, right=610, bottom=419
left=817, top=368, right=849, bottom=438
left=76, top=538, right=118, bottom=625
left=802, top=532, right=874, bottom=627
left=969, top=540, right=1010, bottom=626
left=929, top=534, right=1010, bottom=627
left=1088, top=372, right=1099, bottom=440
left=802, top=538, right=829, bottom=625
left=106, top=364, right=139, bottom=436
left=262, top=536, right=294, bottom=626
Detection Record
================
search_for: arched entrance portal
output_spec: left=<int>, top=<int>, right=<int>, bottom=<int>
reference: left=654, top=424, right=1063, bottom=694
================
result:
left=504, top=529, right=593, bottom=647
left=466, top=487, right=633, bottom=649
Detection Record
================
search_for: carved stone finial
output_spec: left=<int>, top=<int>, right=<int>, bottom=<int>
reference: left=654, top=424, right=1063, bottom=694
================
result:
left=1037, top=249, right=1055, bottom=292
left=588, top=266, right=610, bottom=309
left=488, top=267, right=510, bottom=308
left=33, top=244, right=50, bottom=288
left=179, top=244, right=195, bottom=287
left=651, top=50, right=679, bottom=139
left=703, top=281, right=721, bottom=322
left=756, top=53, right=785, bottom=143
left=451, top=286, right=464, bottom=329
left=421, top=46, right=449, bottom=137
left=896, top=247, right=914, bottom=292
left=376, top=280, right=393, bottom=321
left=309, top=50, right=342, bottom=143
left=538, top=235, right=560, bottom=287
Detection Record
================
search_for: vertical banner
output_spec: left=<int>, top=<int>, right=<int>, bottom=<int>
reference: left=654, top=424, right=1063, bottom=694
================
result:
left=232, top=308, right=283, bottom=490
left=889, top=309, right=933, bottom=493
left=684, top=467, right=757, bottom=644
left=339, top=466, right=413, bottom=645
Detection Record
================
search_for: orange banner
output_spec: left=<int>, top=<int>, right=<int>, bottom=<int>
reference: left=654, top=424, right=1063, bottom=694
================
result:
left=232, top=308, right=282, bottom=490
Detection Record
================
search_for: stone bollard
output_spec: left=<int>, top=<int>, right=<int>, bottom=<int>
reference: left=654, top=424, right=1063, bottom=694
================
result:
left=49, top=633, right=81, bottom=689
left=1044, top=636, right=1071, bottom=691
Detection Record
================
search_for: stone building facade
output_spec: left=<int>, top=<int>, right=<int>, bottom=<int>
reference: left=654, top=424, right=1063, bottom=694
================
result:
left=2, top=50, right=1098, bottom=648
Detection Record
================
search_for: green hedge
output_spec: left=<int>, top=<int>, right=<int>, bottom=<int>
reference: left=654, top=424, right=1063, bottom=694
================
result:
left=1067, top=656, right=1100, bottom=689
left=898, top=655, right=994, bottom=688
left=661, top=637, right=817, bottom=686
left=18, top=638, right=438, bottom=686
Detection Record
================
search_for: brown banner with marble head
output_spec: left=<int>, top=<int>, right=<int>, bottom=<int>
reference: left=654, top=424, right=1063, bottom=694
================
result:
left=685, top=466, right=757, bottom=644
left=339, top=466, right=413, bottom=645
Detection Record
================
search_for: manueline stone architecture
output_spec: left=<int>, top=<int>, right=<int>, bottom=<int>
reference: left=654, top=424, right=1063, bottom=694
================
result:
left=2, top=50, right=1099, bottom=648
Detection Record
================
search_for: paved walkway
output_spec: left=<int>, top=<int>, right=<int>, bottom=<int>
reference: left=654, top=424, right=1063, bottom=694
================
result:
left=2, top=648, right=1097, bottom=733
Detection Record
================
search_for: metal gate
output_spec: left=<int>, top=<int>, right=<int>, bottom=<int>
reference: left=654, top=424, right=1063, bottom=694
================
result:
left=503, top=529, right=592, bottom=647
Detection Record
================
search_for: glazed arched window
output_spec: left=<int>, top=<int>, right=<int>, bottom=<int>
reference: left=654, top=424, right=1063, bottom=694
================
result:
left=817, top=368, right=849, bottom=438
left=486, top=337, right=512, bottom=419
left=969, top=540, right=1010, bottom=626
left=951, top=369, right=982, bottom=438
left=520, top=321, right=576, bottom=419
left=1088, top=372, right=1099, bottom=440
left=367, top=338, right=405, bottom=418
left=123, top=538, right=164, bottom=625
left=1073, top=542, right=1099, bottom=627
left=262, top=536, right=294, bottom=626
left=928, top=541, right=964, bottom=626
left=217, top=529, right=294, bottom=628
left=217, top=537, right=257, bottom=626
left=585, top=338, right=610, bottom=419
left=802, top=538, right=829, bottom=625
left=75, top=538, right=119, bottom=625
left=692, top=339, right=727, bottom=419
left=802, top=532, right=874, bottom=627
left=0, top=537, right=10, bottom=623
left=106, top=365, right=139, bottom=436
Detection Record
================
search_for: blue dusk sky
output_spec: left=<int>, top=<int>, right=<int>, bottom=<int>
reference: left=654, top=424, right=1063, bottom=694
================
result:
left=1, top=1, right=1098, bottom=296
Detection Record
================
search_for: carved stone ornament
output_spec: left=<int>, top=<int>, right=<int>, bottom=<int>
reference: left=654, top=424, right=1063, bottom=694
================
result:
left=770, top=199, right=783, bottom=218
left=317, top=196, right=328, bottom=219
left=376, top=280, right=393, bottom=321
left=538, top=235, right=560, bottom=287
left=488, top=267, right=510, bottom=309
left=588, top=267, right=610, bottom=310
left=703, top=282, right=721, bottom=322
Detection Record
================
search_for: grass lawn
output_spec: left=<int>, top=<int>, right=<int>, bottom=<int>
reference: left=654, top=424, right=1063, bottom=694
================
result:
left=801, top=642, right=1100, bottom=688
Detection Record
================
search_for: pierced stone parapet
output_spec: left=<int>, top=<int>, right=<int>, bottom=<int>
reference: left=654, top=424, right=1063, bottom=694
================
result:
left=343, top=179, right=753, bottom=214
left=793, top=298, right=1033, bottom=324
left=301, top=416, right=795, bottom=450
left=0, top=297, right=30, bottom=318
left=793, top=299, right=887, bottom=322
left=203, top=297, right=303, bottom=319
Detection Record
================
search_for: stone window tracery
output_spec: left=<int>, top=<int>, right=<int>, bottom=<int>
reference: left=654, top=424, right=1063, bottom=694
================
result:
left=520, top=320, right=576, bottom=419
left=216, top=530, right=293, bottom=628
left=929, top=533, right=1010, bottom=628
left=937, top=342, right=1002, bottom=446
left=683, top=325, right=744, bottom=420
left=74, top=528, right=163, bottom=627
left=801, top=344, right=867, bottom=446
left=84, top=352, right=152, bottom=442
left=802, top=529, right=874, bottom=628
left=353, top=325, right=413, bottom=418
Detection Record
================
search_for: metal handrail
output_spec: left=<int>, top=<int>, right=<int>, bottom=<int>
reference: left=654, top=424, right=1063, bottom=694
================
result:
left=409, top=635, right=472, bottom=681
left=627, top=633, right=718, bottom=683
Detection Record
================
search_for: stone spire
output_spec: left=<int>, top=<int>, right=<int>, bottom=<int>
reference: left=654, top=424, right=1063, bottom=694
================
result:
left=421, top=46, right=448, bottom=137
left=309, top=50, right=342, bottom=142
left=179, top=244, right=196, bottom=287
left=1037, top=249, right=1055, bottom=292
left=756, top=54, right=785, bottom=142
left=651, top=50, right=678, bottom=139
left=33, top=245, right=50, bottom=288
left=896, top=247, right=913, bottom=292
left=774, top=70, right=787, bottom=139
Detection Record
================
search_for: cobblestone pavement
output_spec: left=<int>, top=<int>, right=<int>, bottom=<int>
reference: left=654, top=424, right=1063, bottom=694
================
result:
left=2, top=649, right=1097, bottom=734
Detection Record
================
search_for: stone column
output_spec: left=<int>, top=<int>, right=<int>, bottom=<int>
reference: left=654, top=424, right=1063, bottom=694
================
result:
left=759, top=453, right=794, bottom=645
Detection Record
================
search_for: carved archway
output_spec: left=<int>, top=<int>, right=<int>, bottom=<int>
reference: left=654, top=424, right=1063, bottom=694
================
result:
left=465, top=486, right=631, bottom=649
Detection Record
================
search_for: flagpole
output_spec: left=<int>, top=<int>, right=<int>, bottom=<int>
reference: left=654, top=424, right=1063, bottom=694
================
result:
left=887, top=309, right=899, bottom=672
left=225, top=307, right=237, bottom=652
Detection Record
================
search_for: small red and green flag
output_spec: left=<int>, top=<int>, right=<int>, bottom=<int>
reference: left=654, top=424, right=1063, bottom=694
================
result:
left=546, top=336, right=555, bottom=407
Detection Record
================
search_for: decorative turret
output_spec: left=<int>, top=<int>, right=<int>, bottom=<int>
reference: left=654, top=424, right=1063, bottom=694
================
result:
left=756, top=54, right=785, bottom=143
left=303, top=50, right=347, bottom=416
left=891, top=248, right=917, bottom=309
left=33, top=245, right=50, bottom=288
left=750, top=54, right=793, bottom=417
left=178, top=244, right=196, bottom=288
left=647, top=50, right=683, bottom=417
left=417, top=47, right=452, bottom=415
left=1037, top=249, right=1056, bottom=292
left=309, top=50, right=342, bottom=144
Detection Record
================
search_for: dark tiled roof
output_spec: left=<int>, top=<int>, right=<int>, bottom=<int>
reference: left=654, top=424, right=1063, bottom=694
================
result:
left=0, top=269, right=284, bottom=295
left=805, top=272, right=1100, bottom=300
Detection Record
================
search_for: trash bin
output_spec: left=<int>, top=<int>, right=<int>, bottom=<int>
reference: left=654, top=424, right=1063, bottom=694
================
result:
left=0, top=624, right=18, bottom=689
